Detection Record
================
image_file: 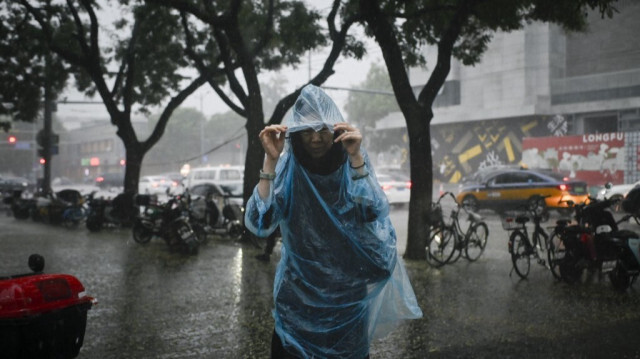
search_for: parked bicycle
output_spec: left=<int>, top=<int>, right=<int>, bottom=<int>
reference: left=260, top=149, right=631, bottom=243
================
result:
left=426, top=192, right=489, bottom=267
left=502, top=202, right=553, bottom=279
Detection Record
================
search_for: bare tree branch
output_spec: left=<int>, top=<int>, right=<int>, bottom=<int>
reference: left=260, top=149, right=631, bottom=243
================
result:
left=268, top=12, right=360, bottom=124
left=65, top=0, right=90, bottom=54
left=250, top=0, right=275, bottom=57
left=418, top=0, right=473, bottom=106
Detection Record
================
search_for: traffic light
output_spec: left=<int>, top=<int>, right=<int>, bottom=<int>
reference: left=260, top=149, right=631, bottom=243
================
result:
left=39, top=158, right=46, bottom=165
left=7, top=135, right=17, bottom=144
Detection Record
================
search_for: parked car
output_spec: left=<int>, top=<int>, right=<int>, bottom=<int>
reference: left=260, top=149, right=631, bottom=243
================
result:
left=160, top=172, right=185, bottom=194
left=51, top=177, right=100, bottom=196
left=95, top=173, right=124, bottom=189
left=596, top=180, right=640, bottom=212
left=456, top=168, right=589, bottom=214
left=376, top=172, right=411, bottom=206
left=138, top=175, right=176, bottom=195
left=375, top=165, right=410, bottom=180
left=191, top=181, right=243, bottom=206
left=0, top=175, right=31, bottom=194
left=185, top=166, right=244, bottom=189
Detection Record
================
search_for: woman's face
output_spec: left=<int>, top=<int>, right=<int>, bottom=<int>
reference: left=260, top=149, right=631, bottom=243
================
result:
left=299, top=127, right=334, bottom=159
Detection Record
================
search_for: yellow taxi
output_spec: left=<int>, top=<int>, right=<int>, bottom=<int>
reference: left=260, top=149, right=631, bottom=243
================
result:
left=456, top=168, right=589, bottom=213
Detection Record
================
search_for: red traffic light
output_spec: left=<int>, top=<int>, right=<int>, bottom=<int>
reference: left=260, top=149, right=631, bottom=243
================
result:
left=7, top=135, right=17, bottom=144
left=39, top=158, right=46, bottom=165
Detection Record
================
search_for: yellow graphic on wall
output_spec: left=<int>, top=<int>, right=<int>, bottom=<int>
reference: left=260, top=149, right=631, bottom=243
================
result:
left=433, top=118, right=545, bottom=183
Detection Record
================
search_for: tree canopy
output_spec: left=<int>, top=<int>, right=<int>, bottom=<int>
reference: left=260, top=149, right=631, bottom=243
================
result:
left=0, top=2, right=70, bottom=125
left=343, top=62, right=398, bottom=129
left=9, top=0, right=210, bottom=193
left=149, top=0, right=364, bottom=205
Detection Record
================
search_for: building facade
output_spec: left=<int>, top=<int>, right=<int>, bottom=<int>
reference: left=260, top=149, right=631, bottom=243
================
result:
left=373, top=0, right=640, bottom=186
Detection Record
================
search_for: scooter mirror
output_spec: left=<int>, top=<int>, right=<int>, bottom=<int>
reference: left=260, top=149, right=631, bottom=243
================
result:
left=28, top=254, right=45, bottom=273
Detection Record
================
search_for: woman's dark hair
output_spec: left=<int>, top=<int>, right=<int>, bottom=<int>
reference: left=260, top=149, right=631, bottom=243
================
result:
left=290, top=130, right=346, bottom=175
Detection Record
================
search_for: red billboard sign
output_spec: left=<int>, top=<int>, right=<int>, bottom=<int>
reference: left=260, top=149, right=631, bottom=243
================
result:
left=522, top=133, right=625, bottom=186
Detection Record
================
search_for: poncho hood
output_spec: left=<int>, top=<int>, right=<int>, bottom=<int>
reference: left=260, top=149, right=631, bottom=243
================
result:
left=285, top=84, right=344, bottom=134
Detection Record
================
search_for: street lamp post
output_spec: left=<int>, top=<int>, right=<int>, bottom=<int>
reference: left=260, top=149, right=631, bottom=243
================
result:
left=199, top=91, right=211, bottom=164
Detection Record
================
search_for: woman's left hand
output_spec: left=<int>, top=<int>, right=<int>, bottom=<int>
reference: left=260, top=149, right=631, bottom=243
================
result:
left=333, top=123, right=362, bottom=157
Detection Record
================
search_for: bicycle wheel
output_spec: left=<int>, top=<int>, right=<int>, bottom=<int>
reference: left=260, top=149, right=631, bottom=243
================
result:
left=547, top=232, right=565, bottom=280
left=447, top=236, right=464, bottom=264
left=425, top=225, right=440, bottom=267
left=427, top=226, right=456, bottom=266
left=531, top=229, right=548, bottom=265
left=509, top=231, right=531, bottom=279
left=465, top=222, right=488, bottom=261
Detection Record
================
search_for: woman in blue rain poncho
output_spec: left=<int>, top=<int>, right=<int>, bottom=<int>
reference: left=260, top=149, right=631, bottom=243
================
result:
left=245, top=85, right=422, bottom=359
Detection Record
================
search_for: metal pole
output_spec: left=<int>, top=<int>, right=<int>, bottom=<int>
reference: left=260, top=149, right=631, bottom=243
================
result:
left=200, top=93, right=205, bottom=163
left=42, top=54, right=52, bottom=193
left=308, top=51, right=311, bottom=81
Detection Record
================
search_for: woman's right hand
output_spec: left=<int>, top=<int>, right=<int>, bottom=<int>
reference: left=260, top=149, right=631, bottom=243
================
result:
left=259, top=124, right=288, bottom=161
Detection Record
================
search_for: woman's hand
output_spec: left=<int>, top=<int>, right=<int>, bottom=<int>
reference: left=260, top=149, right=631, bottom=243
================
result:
left=333, top=123, right=363, bottom=165
left=259, top=124, right=288, bottom=161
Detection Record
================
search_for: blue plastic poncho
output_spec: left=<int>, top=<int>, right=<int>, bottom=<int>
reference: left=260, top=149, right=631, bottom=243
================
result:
left=245, top=85, right=422, bottom=359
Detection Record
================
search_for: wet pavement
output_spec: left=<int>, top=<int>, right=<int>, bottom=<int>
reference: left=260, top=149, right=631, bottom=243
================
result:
left=2, top=210, right=640, bottom=359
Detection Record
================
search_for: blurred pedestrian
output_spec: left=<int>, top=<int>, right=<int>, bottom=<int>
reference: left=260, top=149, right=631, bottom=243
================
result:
left=245, top=85, right=422, bottom=359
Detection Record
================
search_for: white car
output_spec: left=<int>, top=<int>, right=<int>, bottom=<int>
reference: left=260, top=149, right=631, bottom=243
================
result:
left=185, top=166, right=244, bottom=188
left=51, top=177, right=100, bottom=196
left=597, top=181, right=640, bottom=201
left=139, top=175, right=177, bottom=195
left=376, top=172, right=411, bottom=206
left=597, top=180, right=640, bottom=212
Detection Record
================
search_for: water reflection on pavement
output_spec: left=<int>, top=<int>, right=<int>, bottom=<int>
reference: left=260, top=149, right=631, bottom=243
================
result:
left=1, top=210, right=640, bottom=358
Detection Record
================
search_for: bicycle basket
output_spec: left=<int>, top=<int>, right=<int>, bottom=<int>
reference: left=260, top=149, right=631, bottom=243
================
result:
left=429, top=203, right=444, bottom=226
left=500, top=211, right=526, bottom=230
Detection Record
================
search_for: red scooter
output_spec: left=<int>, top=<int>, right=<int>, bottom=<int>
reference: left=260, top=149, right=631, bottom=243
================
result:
left=0, top=254, right=96, bottom=358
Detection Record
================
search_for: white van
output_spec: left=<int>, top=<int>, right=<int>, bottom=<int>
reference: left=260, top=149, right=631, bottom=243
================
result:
left=186, top=165, right=244, bottom=190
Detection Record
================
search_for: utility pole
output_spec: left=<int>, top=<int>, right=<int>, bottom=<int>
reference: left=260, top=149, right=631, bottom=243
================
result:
left=199, top=92, right=205, bottom=163
left=42, top=53, right=53, bottom=193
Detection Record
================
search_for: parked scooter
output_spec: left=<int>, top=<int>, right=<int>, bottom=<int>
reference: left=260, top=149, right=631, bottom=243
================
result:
left=85, top=192, right=134, bottom=232
left=0, top=254, right=96, bottom=358
left=132, top=194, right=199, bottom=255
left=186, top=183, right=244, bottom=241
left=555, top=196, right=639, bottom=290
left=3, top=190, right=35, bottom=220
left=606, top=186, right=640, bottom=290
left=31, top=189, right=87, bottom=228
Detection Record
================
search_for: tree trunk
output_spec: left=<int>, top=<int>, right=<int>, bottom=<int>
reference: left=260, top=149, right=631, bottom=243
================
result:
left=114, top=114, right=144, bottom=195
left=243, top=119, right=266, bottom=205
left=124, top=147, right=143, bottom=194
left=404, top=107, right=434, bottom=260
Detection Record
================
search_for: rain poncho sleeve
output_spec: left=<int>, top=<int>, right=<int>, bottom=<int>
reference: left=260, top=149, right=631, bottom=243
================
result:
left=245, top=85, right=422, bottom=359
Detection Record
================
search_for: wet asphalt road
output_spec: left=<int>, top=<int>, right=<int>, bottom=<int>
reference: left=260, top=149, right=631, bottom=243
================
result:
left=2, top=209, right=640, bottom=359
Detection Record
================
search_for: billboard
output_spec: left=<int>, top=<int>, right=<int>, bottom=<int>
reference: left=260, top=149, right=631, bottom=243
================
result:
left=522, top=133, right=625, bottom=185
